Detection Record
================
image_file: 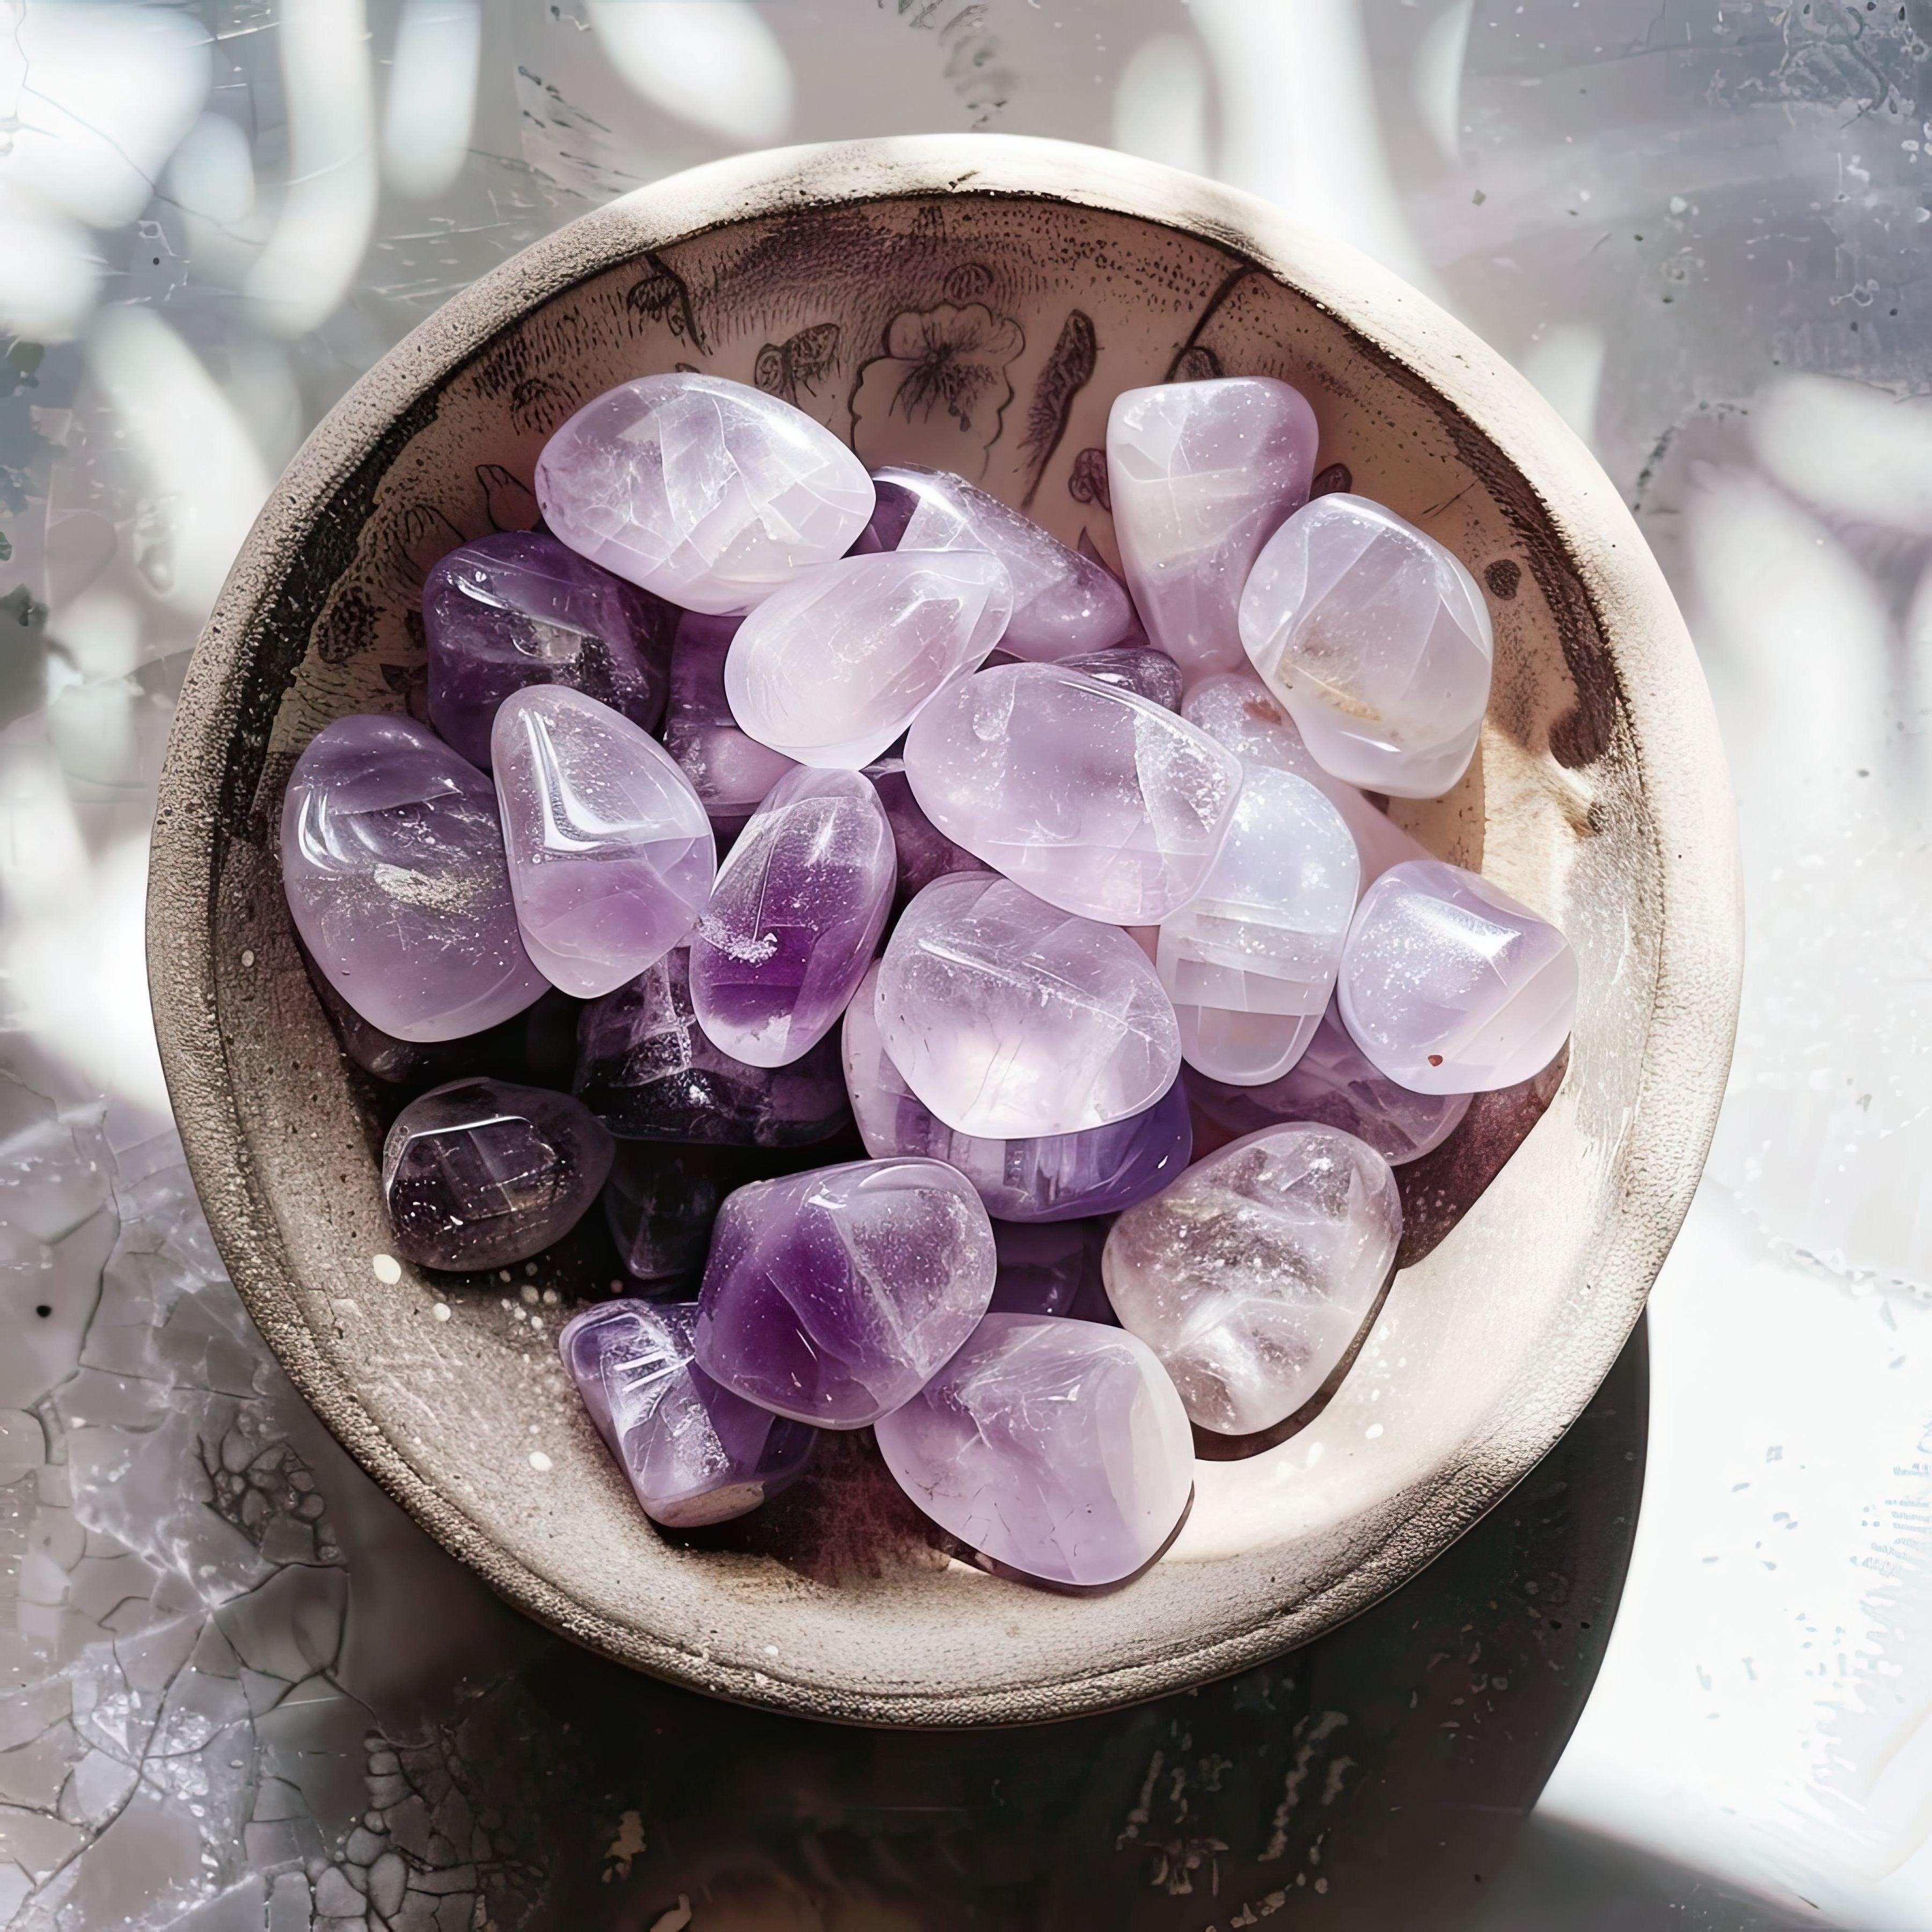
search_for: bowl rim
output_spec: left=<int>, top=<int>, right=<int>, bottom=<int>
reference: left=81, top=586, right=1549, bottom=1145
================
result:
left=147, top=133, right=1741, bottom=1726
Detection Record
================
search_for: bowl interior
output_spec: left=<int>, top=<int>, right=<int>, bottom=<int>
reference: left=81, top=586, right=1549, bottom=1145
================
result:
left=169, top=158, right=1709, bottom=1725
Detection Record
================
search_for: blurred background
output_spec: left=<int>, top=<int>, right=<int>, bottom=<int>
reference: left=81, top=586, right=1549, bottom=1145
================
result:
left=2, top=1, right=1930, bottom=1926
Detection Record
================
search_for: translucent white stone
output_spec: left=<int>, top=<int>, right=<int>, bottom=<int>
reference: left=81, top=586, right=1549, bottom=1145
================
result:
left=723, top=548, right=1012, bottom=768
left=874, top=1313, right=1194, bottom=1587
left=533, top=372, right=875, bottom=614
left=902, top=662, right=1243, bottom=924
left=491, top=686, right=715, bottom=999
left=1337, top=858, right=1577, bottom=1094
left=1103, top=1123, right=1402, bottom=1436
left=875, top=873, right=1181, bottom=1139
left=1238, top=493, right=1493, bottom=799
left=1157, top=764, right=1359, bottom=1085
left=869, top=465, right=1136, bottom=660
left=1107, top=377, right=1319, bottom=679
left=1182, top=671, right=1428, bottom=887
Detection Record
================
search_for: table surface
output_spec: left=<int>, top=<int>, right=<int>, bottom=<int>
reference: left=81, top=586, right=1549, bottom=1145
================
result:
left=0, top=2, right=1922, bottom=1926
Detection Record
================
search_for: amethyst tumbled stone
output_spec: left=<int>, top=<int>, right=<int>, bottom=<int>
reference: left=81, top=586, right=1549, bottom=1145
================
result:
left=602, top=1143, right=753, bottom=1284
left=282, top=714, right=548, bottom=1042
left=423, top=531, right=674, bottom=770
left=1052, top=645, right=1184, bottom=712
left=381, top=1077, right=613, bottom=1271
left=689, top=767, right=894, bottom=1067
left=874, top=1313, right=1194, bottom=1587
left=561, top=1299, right=816, bottom=1528
left=693, top=1158, right=997, bottom=1429
left=575, top=950, right=850, bottom=1147
left=661, top=611, right=798, bottom=831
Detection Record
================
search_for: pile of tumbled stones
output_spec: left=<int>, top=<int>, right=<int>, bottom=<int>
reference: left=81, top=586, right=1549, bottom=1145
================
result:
left=281, top=369, right=1578, bottom=1591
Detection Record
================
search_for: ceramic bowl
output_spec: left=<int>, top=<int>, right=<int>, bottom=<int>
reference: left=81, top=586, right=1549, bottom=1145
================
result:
left=148, top=135, right=1740, bottom=1727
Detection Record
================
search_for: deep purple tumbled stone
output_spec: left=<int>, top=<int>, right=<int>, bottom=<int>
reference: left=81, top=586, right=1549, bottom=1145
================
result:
left=381, top=1077, right=613, bottom=1270
left=561, top=1299, right=816, bottom=1527
left=282, top=714, right=548, bottom=1043
left=990, top=1220, right=1115, bottom=1323
left=423, top=531, right=674, bottom=769
left=1055, top=645, right=1184, bottom=712
left=574, top=949, right=851, bottom=1147
left=688, top=767, right=894, bottom=1069
left=693, top=1158, right=997, bottom=1428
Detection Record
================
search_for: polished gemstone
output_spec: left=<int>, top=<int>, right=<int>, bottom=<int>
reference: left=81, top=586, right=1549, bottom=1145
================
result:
left=422, top=531, right=672, bottom=769
left=1337, top=859, right=1578, bottom=1094
left=534, top=372, right=874, bottom=613
left=689, top=766, right=894, bottom=1067
left=575, top=949, right=850, bottom=1146
left=1181, top=671, right=1428, bottom=886
left=861, top=465, right=1135, bottom=659
left=1157, top=763, right=1359, bottom=1085
left=990, top=1220, right=1114, bottom=1323
left=603, top=1142, right=756, bottom=1283
left=1051, top=644, right=1184, bottom=711
left=491, top=685, right=715, bottom=998
left=865, top=758, right=984, bottom=912
left=1107, top=376, right=1319, bottom=679
left=282, top=714, right=548, bottom=1043
left=723, top=549, right=1012, bottom=767
left=902, top=663, right=1243, bottom=923
left=1184, top=1003, right=1472, bottom=1165
left=660, top=610, right=798, bottom=829
left=380, top=1077, right=613, bottom=1271
left=560, top=1299, right=816, bottom=1528
left=693, top=1158, right=997, bottom=1428
left=1103, top=1124, right=1402, bottom=1435
left=843, top=961, right=1191, bottom=1220
left=875, top=874, right=1182, bottom=1139
left=1239, top=493, right=1494, bottom=799
left=874, top=1313, right=1194, bottom=1588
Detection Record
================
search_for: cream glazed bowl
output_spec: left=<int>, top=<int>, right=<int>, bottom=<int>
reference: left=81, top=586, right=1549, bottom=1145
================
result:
left=148, top=135, right=1741, bottom=1727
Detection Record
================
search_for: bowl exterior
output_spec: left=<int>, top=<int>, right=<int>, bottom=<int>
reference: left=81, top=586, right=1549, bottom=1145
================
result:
left=147, top=135, right=1740, bottom=1726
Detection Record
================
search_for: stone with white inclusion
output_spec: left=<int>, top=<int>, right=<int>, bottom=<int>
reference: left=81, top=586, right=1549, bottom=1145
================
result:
left=688, top=766, right=895, bottom=1068
left=661, top=611, right=798, bottom=830
left=873, top=1314, right=1194, bottom=1589
left=1238, top=493, right=1494, bottom=799
left=902, top=662, right=1243, bottom=924
left=491, top=686, right=715, bottom=999
left=534, top=373, right=875, bottom=613
left=1337, top=859, right=1578, bottom=1094
left=560, top=1299, right=816, bottom=1528
left=861, top=465, right=1136, bottom=659
left=875, top=874, right=1182, bottom=1140
left=1106, top=377, right=1320, bottom=679
left=1185, top=1003, right=1472, bottom=1164
left=693, top=1158, right=997, bottom=1429
left=723, top=549, right=1012, bottom=768
left=842, top=962, right=1191, bottom=1221
left=1157, top=763, right=1359, bottom=1086
left=1103, top=1124, right=1402, bottom=1436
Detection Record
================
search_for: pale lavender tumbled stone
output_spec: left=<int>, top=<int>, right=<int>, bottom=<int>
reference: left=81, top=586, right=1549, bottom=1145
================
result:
left=1182, top=672, right=1428, bottom=888
left=1239, top=493, right=1494, bottom=799
left=1107, top=377, right=1320, bottom=680
left=874, top=1313, right=1194, bottom=1589
left=282, top=715, right=548, bottom=1042
left=689, top=766, right=894, bottom=1068
left=423, top=531, right=673, bottom=770
left=843, top=961, right=1191, bottom=1220
left=561, top=1299, right=816, bottom=1528
left=1103, top=1124, right=1402, bottom=1436
left=723, top=550, right=1012, bottom=767
left=1185, top=1004, right=1472, bottom=1164
left=903, top=663, right=1243, bottom=924
left=534, top=374, right=875, bottom=613
left=1052, top=644, right=1184, bottom=712
left=661, top=610, right=799, bottom=831
left=990, top=1220, right=1114, bottom=1323
left=1157, top=763, right=1359, bottom=1086
left=875, top=875, right=1182, bottom=1139
left=491, top=686, right=715, bottom=999
left=863, top=758, right=984, bottom=911
left=1338, top=859, right=1578, bottom=1094
left=693, top=1158, right=997, bottom=1429
left=861, top=465, right=1136, bottom=660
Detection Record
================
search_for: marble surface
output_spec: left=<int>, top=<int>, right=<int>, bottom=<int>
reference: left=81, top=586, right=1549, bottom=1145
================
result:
left=0, top=0, right=1910, bottom=1924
